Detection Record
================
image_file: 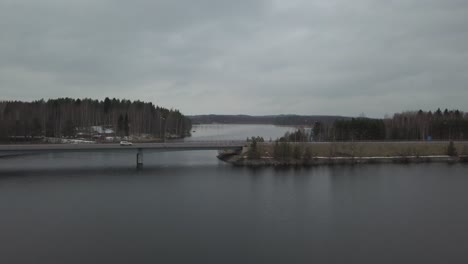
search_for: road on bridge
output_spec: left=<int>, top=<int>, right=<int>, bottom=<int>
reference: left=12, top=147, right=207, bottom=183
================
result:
left=0, top=141, right=246, bottom=153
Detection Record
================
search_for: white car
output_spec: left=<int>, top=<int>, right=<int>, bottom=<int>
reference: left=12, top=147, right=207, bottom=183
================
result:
left=120, top=141, right=133, bottom=146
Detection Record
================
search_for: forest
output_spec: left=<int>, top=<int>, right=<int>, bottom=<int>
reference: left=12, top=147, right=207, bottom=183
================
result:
left=0, top=98, right=192, bottom=142
left=312, top=109, right=468, bottom=141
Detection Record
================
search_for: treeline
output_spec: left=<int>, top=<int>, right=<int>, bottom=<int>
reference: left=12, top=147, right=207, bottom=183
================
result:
left=386, top=109, right=468, bottom=140
left=0, top=98, right=192, bottom=140
left=189, top=114, right=349, bottom=125
left=272, top=115, right=348, bottom=126
left=332, top=118, right=386, bottom=141
left=312, top=109, right=468, bottom=141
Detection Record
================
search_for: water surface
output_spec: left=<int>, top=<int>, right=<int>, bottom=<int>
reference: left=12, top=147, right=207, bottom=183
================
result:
left=1, top=125, right=468, bottom=263
left=186, top=124, right=296, bottom=141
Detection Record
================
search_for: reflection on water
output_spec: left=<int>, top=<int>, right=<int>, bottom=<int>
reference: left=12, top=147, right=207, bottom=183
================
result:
left=1, top=160, right=468, bottom=263
left=0, top=151, right=225, bottom=171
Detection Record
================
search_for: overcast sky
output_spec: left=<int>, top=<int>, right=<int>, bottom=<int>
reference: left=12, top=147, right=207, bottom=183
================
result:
left=1, top=0, right=467, bottom=117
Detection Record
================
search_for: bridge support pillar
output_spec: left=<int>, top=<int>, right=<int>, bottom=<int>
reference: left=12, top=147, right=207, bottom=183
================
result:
left=136, top=149, right=144, bottom=169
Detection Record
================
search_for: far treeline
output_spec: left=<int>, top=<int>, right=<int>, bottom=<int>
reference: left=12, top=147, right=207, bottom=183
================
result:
left=189, top=114, right=349, bottom=125
left=0, top=98, right=192, bottom=141
left=305, top=109, right=468, bottom=141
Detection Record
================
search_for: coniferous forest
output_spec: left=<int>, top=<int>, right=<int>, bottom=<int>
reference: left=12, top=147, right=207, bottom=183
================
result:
left=0, top=98, right=192, bottom=142
left=313, top=109, right=468, bottom=141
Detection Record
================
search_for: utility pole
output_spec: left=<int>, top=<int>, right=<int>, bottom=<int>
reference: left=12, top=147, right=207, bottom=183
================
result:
left=159, top=117, right=163, bottom=140
left=163, top=117, right=167, bottom=143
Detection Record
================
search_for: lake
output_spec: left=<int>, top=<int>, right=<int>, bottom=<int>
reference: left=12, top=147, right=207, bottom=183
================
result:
left=1, top=125, right=468, bottom=263
left=185, top=124, right=297, bottom=141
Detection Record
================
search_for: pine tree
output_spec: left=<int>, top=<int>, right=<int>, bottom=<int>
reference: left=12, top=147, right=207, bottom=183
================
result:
left=293, top=144, right=302, bottom=160
left=280, top=141, right=291, bottom=160
left=447, top=141, right=457, bottom=156
left=273, top=141, right=281, bottom=159
left=117, top=114, right=124, bottom=136
left=303, top=146, right=313, bottom=163
left=62, top=119, right=75, bottom=138
left=124, top=113, right=130, bottom=136
left=248, top=138, right=260, bottom=159
left=313, top=122, right=322, bottom=141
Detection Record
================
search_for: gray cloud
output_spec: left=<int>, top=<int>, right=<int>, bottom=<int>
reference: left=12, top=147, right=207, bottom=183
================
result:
left=1, top=0, right=467, bottom=117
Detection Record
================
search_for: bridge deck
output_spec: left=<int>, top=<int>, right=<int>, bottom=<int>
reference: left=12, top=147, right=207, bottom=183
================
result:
left=0, top=141, right=246, bottom=153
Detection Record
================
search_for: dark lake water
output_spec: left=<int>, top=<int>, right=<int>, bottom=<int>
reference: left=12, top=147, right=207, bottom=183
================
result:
left=1, top=125, right=468, bottom=263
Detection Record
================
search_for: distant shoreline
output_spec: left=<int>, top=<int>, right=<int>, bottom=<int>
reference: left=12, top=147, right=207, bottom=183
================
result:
left=189, top=114, right=349, bottom=126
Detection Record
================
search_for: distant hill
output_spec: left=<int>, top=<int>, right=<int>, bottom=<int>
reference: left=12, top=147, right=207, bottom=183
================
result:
left=188, top=114, right=351, bottom=126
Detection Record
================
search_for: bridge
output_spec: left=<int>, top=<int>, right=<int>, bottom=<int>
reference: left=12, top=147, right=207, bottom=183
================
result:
left=0, top=141, right=246, bottom=169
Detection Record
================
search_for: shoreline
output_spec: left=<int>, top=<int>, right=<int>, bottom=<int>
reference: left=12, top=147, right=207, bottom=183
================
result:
left=219, top=154, right=468, bottom=167
left=218, top=140, right=468, bottom=167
